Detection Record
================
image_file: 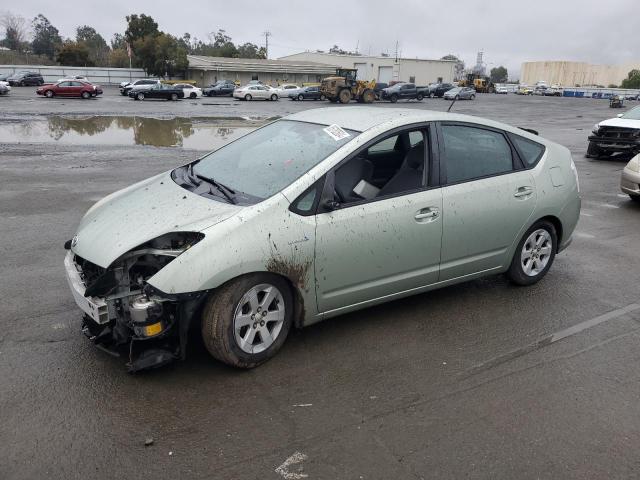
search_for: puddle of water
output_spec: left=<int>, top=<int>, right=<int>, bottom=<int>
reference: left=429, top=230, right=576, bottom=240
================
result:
left=0, top=116, right=264, bottom=149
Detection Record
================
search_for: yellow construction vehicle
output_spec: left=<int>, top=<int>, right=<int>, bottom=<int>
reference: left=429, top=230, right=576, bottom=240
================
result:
left=459, top=73, right=495, bottom=93
left=320, top=68, right=376, bottom=104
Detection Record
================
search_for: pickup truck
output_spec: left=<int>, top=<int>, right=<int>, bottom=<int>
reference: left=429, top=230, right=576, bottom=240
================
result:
left=380, top=83, right=424, bottom=103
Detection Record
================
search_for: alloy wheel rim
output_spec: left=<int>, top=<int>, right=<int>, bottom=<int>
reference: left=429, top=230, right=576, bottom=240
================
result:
left=233, top=283, right=285, bottom=354
left=521, top=229, right=552, bottom=277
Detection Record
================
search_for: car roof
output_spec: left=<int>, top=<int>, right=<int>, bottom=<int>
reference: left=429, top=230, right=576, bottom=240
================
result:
left=285, top=107, right=547, bottom=143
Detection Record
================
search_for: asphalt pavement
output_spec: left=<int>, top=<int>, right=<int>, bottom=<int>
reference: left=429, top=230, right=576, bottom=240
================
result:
left=1, top=86, right=639, bottom=479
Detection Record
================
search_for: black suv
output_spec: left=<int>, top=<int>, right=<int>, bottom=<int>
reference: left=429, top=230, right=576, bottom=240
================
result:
left=8, top=71, right=44, bottom=86
left=203, top=81, right=236, bottom=97
left=429, top=83, right=455, bottom=98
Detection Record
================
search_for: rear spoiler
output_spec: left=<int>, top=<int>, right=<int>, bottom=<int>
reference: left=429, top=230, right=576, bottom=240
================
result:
left=518, top=127, right=539, bottom=135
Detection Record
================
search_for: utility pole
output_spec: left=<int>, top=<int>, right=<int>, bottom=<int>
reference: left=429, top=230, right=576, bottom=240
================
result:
left=263, top=31, right=271, bottom=59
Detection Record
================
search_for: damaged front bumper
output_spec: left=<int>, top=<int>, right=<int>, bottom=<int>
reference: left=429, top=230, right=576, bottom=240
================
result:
left=64, top=251, right=206, bottom=372
left=588, top=134, right=640, bottom=154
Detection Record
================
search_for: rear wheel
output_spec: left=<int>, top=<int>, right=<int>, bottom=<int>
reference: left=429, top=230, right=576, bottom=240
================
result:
left=338, top=88, right=352, bottom=104
left=44, top=90, right=54, bottom=98
left=81, top=91, right=90, bottom=99
left=470, top=94, right=476, bottom=100
left=201, top=273, right=294, bottom=368
left=190, top=92, right=197, bottom=98
left=361, top=89, right=375, bottom=104
left=507, top=221, right=557, bottom=286
left=171, top=93, right=178, bottom=101
left=416, top=93, right=424, bottom=101
left=320, top=94, right=326, bottom=101
left=245, top=94, right=252, bottom=101
left=270, top=94, right=278, bottom=101
left=136, top=92, right=145, bottom=101
left=298, top=94, right=304, bottom=101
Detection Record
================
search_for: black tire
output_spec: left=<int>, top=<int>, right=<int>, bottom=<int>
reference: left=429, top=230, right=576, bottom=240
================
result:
left=507, top=220, right=557, bottom=286
left=470, top=94, right=476, bottom=100
left=190, top=92, right=197, bottom=98
left=44, top=90, right=54, bottom=98
left=245, top=94, right=252, bottom=101
left=19, top=80, right=25, bottom=87
left=320, top=94, right=326, bottom=101
left=171, top=93, right=178, bottom=101
left=416, top=93, right=424, bottom=101
left=298, top=94, right=304, bottom=101
left=201, top=273, right=294, bottom=368
left=630, top=195, right=640, bottom=203
left=390, top=94, right=398, bottom=103
left=136, top=92, right=145, bottom=101
left=270, top=94, right=278, bottom=101
left=81, top=91, right=90, bottom=99
left=338, top=89, right=352, bottom=104
left=430, top=92, right=435, bottom=98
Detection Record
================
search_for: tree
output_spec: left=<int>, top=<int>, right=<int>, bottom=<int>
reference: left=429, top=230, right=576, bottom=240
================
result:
left=441, top=54, right=465, bottom=81
left=31, top=14, right=62, bottom=59
left=236, top=42, right=266, bottom=59
left=490, top=66, right=508, bottom=83
left=111, top=33, right=126, bottom=50
left=328, top=44, right=359, bottom=55
left=134, top=32, right=187, bottom=77
left=621, top=70, right=640, bottom=89
left=56, top=41, right=92, bottom=66
left=76, top=25, right=109, bottom=66
left=125, top=14, right=159, bottom=45
left=210, top=29, right=237, bottom=57
left=109, top=48, right=130, bottom=68
left=0, top=11, right=28, bottom=52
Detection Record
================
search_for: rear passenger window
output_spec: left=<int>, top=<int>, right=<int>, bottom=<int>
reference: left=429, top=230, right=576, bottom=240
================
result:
left=510, top=134, right=545, bottom=167
left=442, top=125, right=514, bottom=183
left=409, top=131, right=423, bottom=146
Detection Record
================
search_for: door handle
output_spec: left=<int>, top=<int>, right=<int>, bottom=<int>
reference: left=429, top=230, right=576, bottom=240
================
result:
left=415, top=207, right=440, bottom=222
left=514, top=186, right=534, bottom=198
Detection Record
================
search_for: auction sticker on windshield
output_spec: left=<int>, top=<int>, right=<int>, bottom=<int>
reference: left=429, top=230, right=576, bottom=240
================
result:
left=323, top=124, right=351, bottom=141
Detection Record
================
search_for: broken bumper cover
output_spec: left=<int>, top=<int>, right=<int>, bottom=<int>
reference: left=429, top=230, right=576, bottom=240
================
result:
left=588, top=135, right=640, bottom=153
left=621, top=167, right=640, bottom=196
left=64, top=251, right=207, bottom=372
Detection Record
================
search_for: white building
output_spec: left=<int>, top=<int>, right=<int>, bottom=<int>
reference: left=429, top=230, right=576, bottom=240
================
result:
left=278, top=52, right=456, bottom=85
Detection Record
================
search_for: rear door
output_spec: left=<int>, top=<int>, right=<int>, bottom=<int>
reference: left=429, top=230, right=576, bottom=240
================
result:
left=56, top=81, right=73, bottom=96
left=437, top=122, right=536, bottom=280
left=70, top=81, right=84, bottom=96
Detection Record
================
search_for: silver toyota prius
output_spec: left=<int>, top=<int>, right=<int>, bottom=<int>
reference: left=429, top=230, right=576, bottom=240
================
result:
left=64, top=107, right=581, bottom=371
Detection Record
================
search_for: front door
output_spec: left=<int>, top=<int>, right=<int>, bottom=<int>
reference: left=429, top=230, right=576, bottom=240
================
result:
left=438, top=123, right=537, bottom=280
left=314, top=125, right=442, bottom=314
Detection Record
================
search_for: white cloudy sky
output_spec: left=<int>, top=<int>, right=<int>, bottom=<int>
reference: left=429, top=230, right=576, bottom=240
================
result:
left=5, top=0, right=639, bottom=79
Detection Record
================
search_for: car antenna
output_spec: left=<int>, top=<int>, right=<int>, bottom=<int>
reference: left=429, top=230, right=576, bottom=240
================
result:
left=447, top=90, right=457, bottom=113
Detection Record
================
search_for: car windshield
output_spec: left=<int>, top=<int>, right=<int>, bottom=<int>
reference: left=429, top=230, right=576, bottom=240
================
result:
left=621, top=107, right=640, bottom=120
left=192, top=120, right=359, bottom=200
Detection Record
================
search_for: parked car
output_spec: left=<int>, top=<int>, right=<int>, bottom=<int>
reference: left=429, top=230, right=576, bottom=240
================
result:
left=36, top=80, right=103, bottom=99
left=173, top=83, right=203, bottom=99
left=0, top=83, right=10, bottom=96
left=380, top=83, right=424, bottom=103
left=8, top=71, right=44, bottom=86
left=620, top=153, right=640, bottom=202
left=587, top=106, right=640, bottom=158
left=58, top=75, right=89, bottom=82
left=203, top=81, right=236, bottom=97
left=517, top=86, right=534, bottom=95
left=120, top=79, right=161, bottom=96
left=443, top=87, right=476, bottom=100
left=495, top=86, right=509, bottom=94
left=289, top=86, right=325, bottom=101
left=543, top=87, right=562, bottom=97
left=233, top=84, right=279, bottom=101
left=128, top=83, right=185, bottom=101
left=0, top=73, right=10, bottom=82
left=429, top=83, right=456, bottom=98
left=274, top=83, right=302, bottom=98
left=63, top=107, right=580, bottom=371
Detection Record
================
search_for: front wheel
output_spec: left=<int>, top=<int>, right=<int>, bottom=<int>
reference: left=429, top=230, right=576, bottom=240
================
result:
left=507, top=221, right=557, bottom=286
left=171, top=93, right=178, bottom=101
left=201, top=273, right=294, bottom=368
left=416, top=93, right=424, bottom=101
left=390, top=94, right=398, bottom=103
left=270, top=94, right=278, bottom=101
left=44, top=90, right=54, bottom=98
left=245, top=94, right=252, bottom=101
left=320, top=94, right=326, bottom=101
left=136, top=92, right=145, bottom=101
left=190, top=92, right=197, bottom=98
left=81, top=91, right=90, bottom=99
left=298, top=94, right=304, bottom=101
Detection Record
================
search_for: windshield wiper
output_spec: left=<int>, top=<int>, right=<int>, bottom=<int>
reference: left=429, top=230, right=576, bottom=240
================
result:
left=196, top=173, right=237, bottom=204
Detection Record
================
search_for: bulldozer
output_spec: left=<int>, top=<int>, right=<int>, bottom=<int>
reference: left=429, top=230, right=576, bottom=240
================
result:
left=320, top=68, right=376, bottom=104
left=459, top=73, right=495, bottom=93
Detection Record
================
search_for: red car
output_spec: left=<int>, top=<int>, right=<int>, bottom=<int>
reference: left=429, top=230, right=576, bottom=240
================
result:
left=36, top=80, right=103, bottom=99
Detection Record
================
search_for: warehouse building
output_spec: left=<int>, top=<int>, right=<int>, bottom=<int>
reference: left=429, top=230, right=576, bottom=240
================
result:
left=521, top=60, right=640, bottom=87
left=186, top=55, right=338, bottom=86
left=278, top=52, right=456, bottom=85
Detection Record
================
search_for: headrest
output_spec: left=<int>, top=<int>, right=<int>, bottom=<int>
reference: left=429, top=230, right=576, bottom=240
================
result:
left=405, top=143, right=424, bottom=169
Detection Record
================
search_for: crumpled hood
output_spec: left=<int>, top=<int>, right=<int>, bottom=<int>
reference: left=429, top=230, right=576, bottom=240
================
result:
left=72, top=171, right=241, bottom=268
left=599, top=117, right=640, bottom=129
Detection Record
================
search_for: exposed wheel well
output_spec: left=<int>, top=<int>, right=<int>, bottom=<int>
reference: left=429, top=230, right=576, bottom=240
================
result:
left=537, top=215, right=563, bottom=251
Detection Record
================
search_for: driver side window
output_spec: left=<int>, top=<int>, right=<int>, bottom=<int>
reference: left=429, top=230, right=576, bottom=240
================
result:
left=331, top=128, right=428, bottom=206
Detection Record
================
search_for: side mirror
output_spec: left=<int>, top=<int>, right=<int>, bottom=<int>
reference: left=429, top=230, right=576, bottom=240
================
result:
left=319, top=170, right=339, bottom=212
left=323, top=199, right=341, bottom=211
